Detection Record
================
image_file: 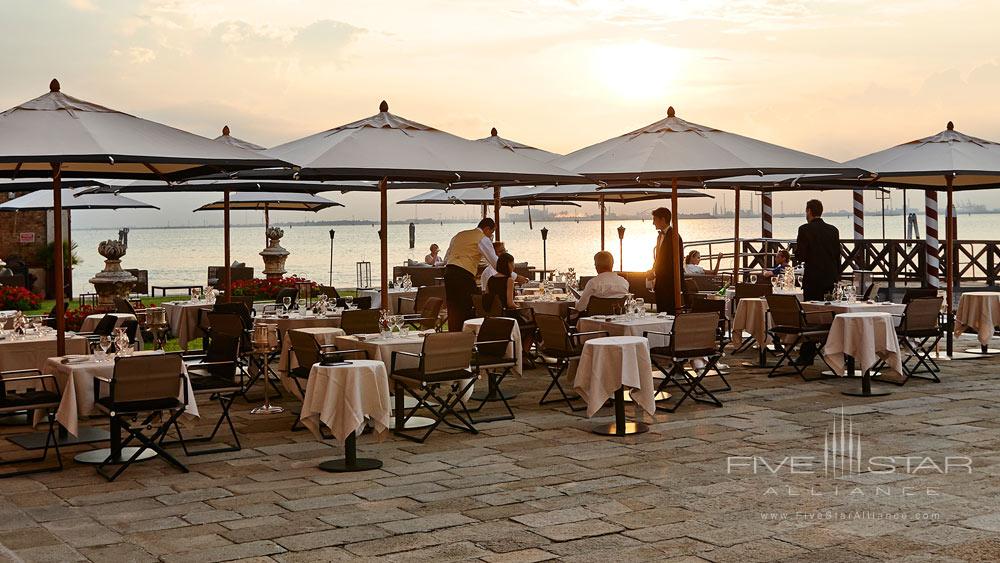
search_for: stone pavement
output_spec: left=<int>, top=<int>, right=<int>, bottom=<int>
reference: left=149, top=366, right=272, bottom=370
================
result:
left=3, top=344, right=1000, bottom=562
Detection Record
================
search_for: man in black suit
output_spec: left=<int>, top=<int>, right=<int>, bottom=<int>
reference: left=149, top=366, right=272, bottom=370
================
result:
left=794, top=199, right=841, bottom=363
left=648, top=207, right=683, bottom=313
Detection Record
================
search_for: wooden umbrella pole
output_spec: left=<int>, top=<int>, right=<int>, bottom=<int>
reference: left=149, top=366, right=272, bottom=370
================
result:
left=732, top=186, right=741, bottom=283
left=599, top=195, right=606, bottom=251
left=52, top=163, right=65, bottom=356
left=380, top=178, right=389, bottom=311
left=671, top=178, right=682, bottom=312
left=493, top=185, right=501, bottom=241
left=224, top=189, right=232, bottom=303
left=945, top=176, right=955, bottom=355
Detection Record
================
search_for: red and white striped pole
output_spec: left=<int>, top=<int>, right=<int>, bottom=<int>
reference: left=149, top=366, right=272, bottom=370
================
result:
left=925, top=190, right=940, bottom=288
left=761, top=191, right=773, bottom=265
left=852, top=189, right=864, bottom=240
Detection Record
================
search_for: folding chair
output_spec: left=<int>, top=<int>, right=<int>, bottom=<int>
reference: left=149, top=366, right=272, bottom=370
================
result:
left=397, top=285, right=445, bottom=316
left=402, top=297, right=444, bottom=331
left=896, top=296, right=944, bottom=383
left=903, top=288, right=938, bottom=304
left=286, top=329, right=367, bottom=433
left=341, top=309, right=381, bottom=335
left=534, top=313, right=607, bottom=412
left=337, top=296, right=372, bottom=310
left=0, top=369, right=62, bottom=477
left=646, top=312, right=724, bottom=412
left=94, top=354, right=189, bottom=481
left=585, top=296, right=627, bottom=316
left=169, top=332, right=243, bottom=455
left=765, top=294, right=832, bottom=381
left=78, top=313, right=118, bottom=346
left=390, top=331, right=477, bottom=443
left=690, top=296, right=732, bottom=392
left=468, top=317, right=517, bottom=422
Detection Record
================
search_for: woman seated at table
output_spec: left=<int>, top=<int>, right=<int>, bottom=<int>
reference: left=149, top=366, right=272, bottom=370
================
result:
left=684, top=250, right=722, bottom=276
left=484, top=253, right=516, bottom=315
left=424, top=244, right=444, bottom=265
left=762, top=249, right=791, bottom=278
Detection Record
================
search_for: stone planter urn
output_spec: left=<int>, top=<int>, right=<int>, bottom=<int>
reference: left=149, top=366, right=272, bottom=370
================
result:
left=260, top=227, right=289, bottom=281
left=88, top=240, right=136, bottom=306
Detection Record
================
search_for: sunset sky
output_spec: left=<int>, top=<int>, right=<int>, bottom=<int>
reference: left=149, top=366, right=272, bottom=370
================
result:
left=3, top=0, right=999, bottom=227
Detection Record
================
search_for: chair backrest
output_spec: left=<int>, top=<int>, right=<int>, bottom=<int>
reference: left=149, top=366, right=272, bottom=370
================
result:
left=208, top=312, right=245, bottom=340
left=671, top=312, right=722, bottom=356
left=421, top=331, right=475, bottom=375
left=535, top=313, right=573, bottom=353
left=125, top=268, right=149, bottom=296
left=114, top=297, right=136, bottom=315
left=288, top=329, right=321, bottom=369
left=317, top=285, right=341, bottom=299
left=337, top=296, right=373, bottom=310
left=903, top=288, right=938, bottom=304
left=228, top=296, right=256, bottom=317
left=901, top=296, right=943, bottom=332
left=197, top=308, right=213, bottom=340
left=111, top=354, right=183, bottom=404
left=199, top=332, right=240, bottom=380
left=587, top=296, right=626, bottom=315
left=735, top=283, right=772, bottom=301
left=417, top=297, right=444, bottom=330
left=415, top=285, right=445, bottom=312
left=44, top=302, right=67, bottom=328
left=472, top=293, right=486, bottom=319
left=689, top=275, right=722, bottom=292
left=93, top=314, right=118, bottom=336
left=274, top=287, right=299, bottom=304
left=341, top=309, right=381, bottom=335
left=765, top=294, right=804, bottom=329
left=482, top=291, right=505, bottom=317
left=477, top=317, right=514, bottom=358
left=214, top=301, right=252, bottom=329
left=863, top=282, right=880, bottom=301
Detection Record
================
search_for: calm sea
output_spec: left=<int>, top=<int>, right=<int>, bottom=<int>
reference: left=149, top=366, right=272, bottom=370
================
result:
left=68, top=213, right=997, bottom=292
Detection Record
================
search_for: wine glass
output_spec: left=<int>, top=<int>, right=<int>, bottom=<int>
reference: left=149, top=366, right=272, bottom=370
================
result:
left=99, top=335, right=112, bottom=361
left=635, top=298, right=645, bottom=315
left=282, top=296, right=292, bottom=314
left=749, top=273, right=758, bottom=284
left=297, top=298, right=307, bottom=315
left=344, top=295, right=354, bottom=310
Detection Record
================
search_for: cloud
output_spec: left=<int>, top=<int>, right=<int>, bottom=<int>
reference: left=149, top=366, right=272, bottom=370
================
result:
left=67, top=0, right=97, bottom=11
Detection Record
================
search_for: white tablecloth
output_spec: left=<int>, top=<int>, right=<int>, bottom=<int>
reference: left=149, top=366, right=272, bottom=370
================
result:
left=334, top=333, right=427, bottom=371
left=357, top=288, right=418, bottom=313
left=0, top=333, right=89, bottom=372
left=80, top=313, right=144, bottom=349
left=955, top=292, right=1000, bottom=346
left=45, top=352, right=199, bottom=436
left=269, top=316, right=344, bottom=373
left=463, top=317, right=523, bottom=376
left=801, top=300, right=906, bottom=316
left=573, top=336, right=655, bottom=418
left=576, top=315, right=673, bottom=349
left=516, top=298, right=573, bottom=317
left=277, top=327, right=347, bottom=398
left=299, top=360, right=391, bottom=444
left=822, top=312, right=903, bottom=377
left=163, top=302, right=211, bottom=351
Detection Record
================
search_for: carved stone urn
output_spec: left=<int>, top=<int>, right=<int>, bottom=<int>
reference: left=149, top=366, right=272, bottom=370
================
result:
left=260, top=227, right=289, bottom=281
left=89, top=240, right=136, bottom=306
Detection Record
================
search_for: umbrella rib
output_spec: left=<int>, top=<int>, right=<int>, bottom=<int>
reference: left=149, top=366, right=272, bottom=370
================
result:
left=142, top=163, right=171, bottom=184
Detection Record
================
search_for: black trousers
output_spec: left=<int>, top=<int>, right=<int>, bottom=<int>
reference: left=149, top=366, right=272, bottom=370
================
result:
left=445, top=265, right=477, bottom=332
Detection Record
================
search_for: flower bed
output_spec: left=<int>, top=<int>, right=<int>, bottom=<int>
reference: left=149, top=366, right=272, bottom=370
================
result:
left=64, top=304, right=113, bottom=332
left=230, top=276, right=316, bottom=300
left=0, top=285, right=43, bottom=311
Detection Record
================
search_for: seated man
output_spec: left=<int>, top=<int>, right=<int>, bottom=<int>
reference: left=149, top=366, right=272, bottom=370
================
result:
left=480, top=241, right=527, bottom=291
left=576, top=251, right=630, bottom=311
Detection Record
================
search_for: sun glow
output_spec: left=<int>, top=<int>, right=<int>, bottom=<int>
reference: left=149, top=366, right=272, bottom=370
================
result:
left=592, top=41, right=685, bottom=101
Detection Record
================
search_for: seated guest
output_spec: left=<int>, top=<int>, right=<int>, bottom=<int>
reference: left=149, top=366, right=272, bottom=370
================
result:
left=484, top=253, right=516, bottom=313
left=762, top=249, right=791, bottom=278
left=481, top=242, right=527, bottom=291
left=684, top=250, right=722, bottom=275
left=424, top=244, right=444, bottom=265
left=576, top=251, right=630, bottom=311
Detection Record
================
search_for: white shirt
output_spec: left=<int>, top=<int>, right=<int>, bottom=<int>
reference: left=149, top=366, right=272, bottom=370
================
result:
left=478, top=235, right=499, bottom=268
left=480, top=265, right=496, bottom=292
left=576, top=271, right=631, bottom=311
left=685, top=264, right=706, bottom=275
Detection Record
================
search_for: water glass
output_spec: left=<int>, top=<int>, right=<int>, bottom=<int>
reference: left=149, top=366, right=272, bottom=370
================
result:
left=297, top=298, right=307, bottom=314
left=283, top=296, right=292, bottom=314
left=344, top=296, right=354, bottom=310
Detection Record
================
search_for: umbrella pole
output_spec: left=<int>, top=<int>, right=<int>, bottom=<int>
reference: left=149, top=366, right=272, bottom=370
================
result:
left=493, top=186, right=501, bottom=241
left=52, top=164, right=65, bottom=356
left=264, top=205, right=269, bottom=246
left=67, top=209, right=73, bottom=302
left=599, top=195, right=606, bottom=251
left=224, top=190, right=232, bottom=303
left=945, top=177, right=954, bottom=356
left=671, top=178, right=682, bottom=313
left=379, top=178, right=389, bottom=312
left=732, top=187, right=740, bottom=283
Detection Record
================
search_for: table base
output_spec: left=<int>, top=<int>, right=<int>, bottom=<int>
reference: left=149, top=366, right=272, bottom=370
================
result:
left=75, top=447, right=157, bottom=465
left=10, top=427, right=110, bottom=450
left=964, top=347, right=1000, bottom=355
left=592, top=421, right=649, bottom=436
left=840, top=357, right=891, bottom=398
left=318, top=431, right=382, bottom=473
left=470, top=389, right=518, bottom=401
left=842, top=388, right=892, bottom=397
left=391, top=415, right=435, bottom=430
left=624, top=390, right=671, bottom=402
left=931, top=350, right=985, bottom=360
left=250, top=404, right=285, bottom=415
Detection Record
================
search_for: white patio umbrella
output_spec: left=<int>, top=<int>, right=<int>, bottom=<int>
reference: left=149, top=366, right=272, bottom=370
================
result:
left=0, top=187, right=157, bottom=297
left=194, top=191, right=342, bottom=245
left=398, top=186, right=579, bottom=207
left=557, top=105, right=863, bottom=311
left=813, top=121, right=1000, bottom=357
left=0, top=80, right=289, bottom=354
left=261, top=101, right=588, bottom=308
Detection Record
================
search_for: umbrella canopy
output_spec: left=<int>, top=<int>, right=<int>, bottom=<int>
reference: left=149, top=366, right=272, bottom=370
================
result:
left=475, top=127, right=560, bottom=163
left=525, top=184, right=712, bottom=203
left=0, top=187, right=157, bottom=211
left=704, top=173, right=875, bottom=190
left=398, top=186, right=579, bottom=207
left=194, top=191, right=342, bottom=212
left=214, top=125, right=266, bottom=151
left=0, top=80, right=288, bottom=182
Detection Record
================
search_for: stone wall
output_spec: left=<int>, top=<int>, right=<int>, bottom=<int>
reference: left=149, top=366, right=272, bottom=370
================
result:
left=0, top=191, right=49, bottom=295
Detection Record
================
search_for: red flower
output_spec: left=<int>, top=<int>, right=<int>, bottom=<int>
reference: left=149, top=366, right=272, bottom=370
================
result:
left=0, top=285, right=43, bottom=311
left=230, top=276, right=316, bottom=300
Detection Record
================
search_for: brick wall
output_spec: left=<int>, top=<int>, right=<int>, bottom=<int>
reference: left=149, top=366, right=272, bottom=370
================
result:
left=0, top=191, right=47, bottom=268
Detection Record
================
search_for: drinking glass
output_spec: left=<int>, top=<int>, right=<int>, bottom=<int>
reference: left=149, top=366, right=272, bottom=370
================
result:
left=99, top=335, right=112, bottom=360
left=636, top=298, right=645, bottom=315
left=282, top=296, right=292, bottom=314
left=749, top=274, right=758, bottom=284
left=297, top=298, right=307, bottom=314
left=344, top=296, right=354, bottom=310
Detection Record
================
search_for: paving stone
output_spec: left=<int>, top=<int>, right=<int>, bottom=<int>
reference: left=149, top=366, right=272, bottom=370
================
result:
left=160, top=540, right=286, bottom=562
left=377, top=512, right=475, bottom=534
left=511, top=507, right=602, bottom=528
left=275, top=525, right=389, bottom=551
left=533, top=519, right=624, bottom=542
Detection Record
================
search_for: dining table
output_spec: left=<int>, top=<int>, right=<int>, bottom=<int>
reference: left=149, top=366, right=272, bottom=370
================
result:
left=276, top=326, right=347, bottom=398
left=79, top=313, right=144, bottom=348
left=573, top=336, right=655, bottom=435
left=162, top=300, right=212, bottom=351
left=357, top=288, right=418, bottom=314
left=954, top=291, right=1000, bottom=353
left=822, top=311, right=902, bottom=397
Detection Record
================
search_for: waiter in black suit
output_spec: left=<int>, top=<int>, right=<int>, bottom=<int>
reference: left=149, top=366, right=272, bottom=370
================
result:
left=794, top=199, right=841, bottom=364
left=648, top=207, right=683, bottom=313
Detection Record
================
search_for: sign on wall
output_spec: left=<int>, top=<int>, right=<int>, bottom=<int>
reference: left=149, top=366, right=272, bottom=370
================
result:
left=18, top=232, right=35, bottom=243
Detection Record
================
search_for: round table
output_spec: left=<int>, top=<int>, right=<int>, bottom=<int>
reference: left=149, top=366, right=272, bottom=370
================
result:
left=822, top=312, right=901, bottom=397
left=573, top=336, right=655, bottom=436
left=299, top=359, right=391, bottom=472
left=955, top=291, right=1000, bottom=354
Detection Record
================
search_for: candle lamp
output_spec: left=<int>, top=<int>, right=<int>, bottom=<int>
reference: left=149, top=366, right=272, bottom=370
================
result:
left=250, top=321, right=283, bottom=415
left=617, top=225, right=626, bottom=273
left=145, top=307, right=168, bottom=350
left=296, top=281, right=313, bottom=308
left=540, top=227, right=549, bottom=279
